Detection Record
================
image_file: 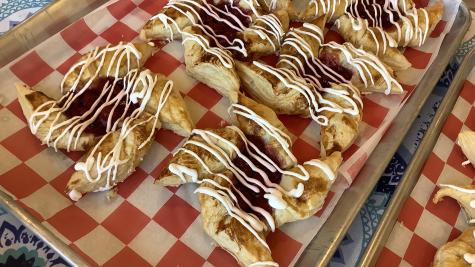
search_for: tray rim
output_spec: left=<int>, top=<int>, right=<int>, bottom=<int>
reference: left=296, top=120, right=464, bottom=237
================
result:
left=357, top=45, right=475, bottom=267
left=296, top=3, right=471, bottom=266
left=0, top=0, right=110, bottom=68
left=0, top=1, right=470, bottom=267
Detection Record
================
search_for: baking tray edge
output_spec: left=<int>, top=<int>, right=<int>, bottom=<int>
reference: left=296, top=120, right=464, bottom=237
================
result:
left=358, top=43, right=475, bottom=267
left=296, top=3, right=471, bottom=267
left=0, top=0, right=110, bottom=68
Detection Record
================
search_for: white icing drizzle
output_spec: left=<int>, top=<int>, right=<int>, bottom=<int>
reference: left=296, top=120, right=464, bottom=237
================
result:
left=169, top=104, right=335, bottom=249
left=29, top=42, right=174, bottom=197
left=149, top=0, right=285, bottom=67
left=249, top=261, right=279, bottom=266
left=74, top=79, right=173, bottom=191
left=253, top=60, right=361, bottom=126
left=334, top=0, right=431, bottom=53
left=465, top=252, right=475, bottom=267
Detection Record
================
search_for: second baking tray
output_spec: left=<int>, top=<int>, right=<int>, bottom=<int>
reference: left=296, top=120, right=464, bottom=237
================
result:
left=358, top=41, right=475, bottom=267
left=296, top=3, right=471, bottom=267
left=0, top=1, right=470, bottom=267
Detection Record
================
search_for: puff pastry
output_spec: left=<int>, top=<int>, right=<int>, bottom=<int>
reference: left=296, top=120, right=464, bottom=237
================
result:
left=434, top=227, right=475, bottom=267
left=434, top=184, right=475, bottom=224
left=158, top=93, right=341, bottom=265
left=277, top=18, right=403, bottom=94
left=141, top=0, right=289, bottom=102
left=17, top=42, right=194, bottom=201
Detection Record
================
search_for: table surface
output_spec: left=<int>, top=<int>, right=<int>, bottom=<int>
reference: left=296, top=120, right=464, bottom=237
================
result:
left=0, top=1, right=473, bottom=266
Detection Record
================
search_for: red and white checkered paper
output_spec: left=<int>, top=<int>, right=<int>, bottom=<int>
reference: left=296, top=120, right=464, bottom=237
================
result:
left=376, top=27, right=475, bottom=267
left=0, top=0, right=462, bottom=266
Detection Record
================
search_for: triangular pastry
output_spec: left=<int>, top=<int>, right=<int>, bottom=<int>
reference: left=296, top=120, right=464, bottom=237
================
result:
left=158, top=93, right=341, bottom=265
left=62, top=43, right=156, bottom=92
left=141, top=0, right=290, bottom=102
left=277, top=18, right=403, bottom=94
left=335, top=14, right=412, bottom=71
left=16, top=84, right=97, bottom=151
left=434, top=227, right=475, bottom=267
left=17, top=42, right=194, bottom=201
left=236, top=59, right=363, bottom=155
left=434, top=184, right=475, bottom=224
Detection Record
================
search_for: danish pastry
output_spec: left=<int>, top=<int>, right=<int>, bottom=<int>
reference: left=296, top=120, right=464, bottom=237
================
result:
left=434, top=227, right=475, bottom=267
left=16, top=42, right=194, bottom=200
left=141, top=0, right=289, bottom=102
left=158, top=93, right=340, bottom=265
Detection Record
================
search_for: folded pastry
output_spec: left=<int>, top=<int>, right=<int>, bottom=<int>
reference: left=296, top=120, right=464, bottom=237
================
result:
left=335, top=14, right=411, bottom=71
left=434, top=227, right=475, bottom=267
left=141, top=0, right=288, bottom=58
left=457, top=130, right=475, bottom=167
left=67, top=114, right=156, bottom=201
left=158, top=93, right=341, bottom=265
left=182, top=26, right=240, bottom=102
left=17, top=42, right=194, bottom=201
left=62, top=42, right=156, bottom=92
left=236, top=59, right=363, bottom=154
left=277, top=19, right=403, bottom=94
left=334, top=0, right=444, bottom=70
left=287, top=0, right=348, bottom=22
left=434, top=184, right=475, bottom=224
left=141, top=0, right=290, bottom=102
left=16, top=84, right=96, bottom=151
left=319, top=83, right=362, bottom=155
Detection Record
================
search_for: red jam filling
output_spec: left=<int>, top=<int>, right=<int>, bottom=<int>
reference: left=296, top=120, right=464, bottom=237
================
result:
left=198, top=2, right=251, bottom=47
left=302, top=52, right=354, bottom=88
left=347, top=0, right=400, bottom=29
left=64, top=78, right=139, bottom=136
left=232, top=135, right=282, bottom=216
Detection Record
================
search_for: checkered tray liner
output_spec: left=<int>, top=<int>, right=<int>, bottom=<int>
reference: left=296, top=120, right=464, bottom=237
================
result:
left=0, top=0, right=462, bottom=266
left=377, top=57, right=475, bottom=267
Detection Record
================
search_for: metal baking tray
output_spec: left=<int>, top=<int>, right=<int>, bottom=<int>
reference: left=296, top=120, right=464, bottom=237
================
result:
left=357, top=45, right=475, bottom=267
left=296, top=3, right=471, bottom=266
left=0, top=1, right=470, bottom=267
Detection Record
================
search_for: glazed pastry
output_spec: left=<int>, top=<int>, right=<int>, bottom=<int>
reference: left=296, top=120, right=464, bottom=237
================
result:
left=287, top=0, right=348, bottom=22
left=16, top=42, right=194, bottom=200
left=334, top=0, right=444, bottom=70
left=277, top=18, right=403, bottom=94
left=335, top=14, right=411, bottom=71
left=457, top=130, right=475, bottom=167
left=434, top=184, right=475, bottom=224
left=140, top=0, right=289, bottom=102
left=434, top=227, right=475, bottom=267
left=158, top=93, right=340, bottom=266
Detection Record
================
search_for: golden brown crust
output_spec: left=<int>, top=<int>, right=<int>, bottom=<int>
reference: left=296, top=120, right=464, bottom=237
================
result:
left=62, top=43, right=156, bottom=91
left=433, top=185, right=475, bottom=224
left=157, top=127, right=245, bottom=186
left=235, top=94, right=295, bottom=169
left=336, top=14, right=411, bottom=71
left=183, top=26, right=240, bottom=103
left=145, top=73, right=194, bottom=136
left=287, top=0, right=347, bottom=22
left=320, top=83, right=362, bottom=155
left=434, top=227, right=475, bottom=267
left=66, top=115, right=155, bottom=197
left=198, top=173, right=274, bottom=266
left=16, top=84, right=96, bottom=151
left=274, top=151, right=342, bottom=226
left=235, top=60, right=309, bottom=115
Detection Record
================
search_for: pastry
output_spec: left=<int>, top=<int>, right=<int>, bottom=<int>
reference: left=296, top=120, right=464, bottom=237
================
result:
left=16, top=42, right=194, bottom=200
left=457, top=130, right=475, bottom=167
left=434, top=184, right=475, bottom=224
left=277, top=18, right=403, bottom=94
left=334, top=0, right=444, bottom=70
left=158, top=93, right=341, bottom=265
left=141, top=0, right=290, bottom=102
left=434, top=227, right=475, bottom=267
